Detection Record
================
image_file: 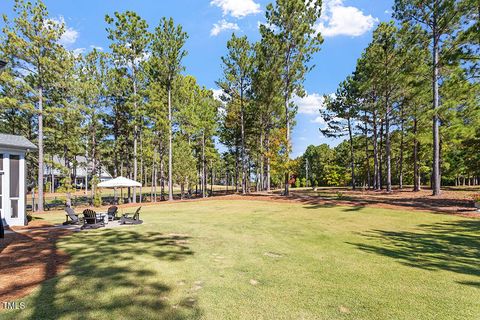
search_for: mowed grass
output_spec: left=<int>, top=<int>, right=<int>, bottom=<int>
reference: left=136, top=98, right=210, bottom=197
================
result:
left=5, top=200, right=480, bottom=320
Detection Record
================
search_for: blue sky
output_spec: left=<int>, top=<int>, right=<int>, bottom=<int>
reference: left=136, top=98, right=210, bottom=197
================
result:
left=1, top=0, right=394, bottom=157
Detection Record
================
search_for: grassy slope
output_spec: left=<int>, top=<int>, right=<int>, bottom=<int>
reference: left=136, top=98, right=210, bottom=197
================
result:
left=5, top=200, right=480, bottom=320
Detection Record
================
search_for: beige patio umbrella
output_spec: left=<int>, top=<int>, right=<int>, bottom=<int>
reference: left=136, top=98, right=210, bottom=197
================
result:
left=97, top=176, right=142, bottom=204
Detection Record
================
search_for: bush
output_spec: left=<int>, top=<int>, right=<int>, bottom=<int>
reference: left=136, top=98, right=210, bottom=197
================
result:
left=301, top=178, right=306, bottom=187
left=93, top=192, right=102, bottom=207
left=92, top=176, right=102, bottom=207
left=294, top=178, right=301, bottom=188
left=45, top=181, right=52, bottom=193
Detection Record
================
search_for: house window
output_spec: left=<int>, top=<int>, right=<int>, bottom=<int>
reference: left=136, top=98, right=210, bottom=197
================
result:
left=11, top=199, right=18, bottom=218
left=10, top=155, right=19, bottom=218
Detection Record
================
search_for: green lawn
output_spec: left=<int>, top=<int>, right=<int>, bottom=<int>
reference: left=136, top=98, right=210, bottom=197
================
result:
left=5, top=200, right=480, bottom=320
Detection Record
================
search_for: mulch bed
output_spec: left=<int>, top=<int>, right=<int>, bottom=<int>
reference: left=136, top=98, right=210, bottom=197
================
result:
left=0, top=226, right=71, bottom=303
left=195, top=189, right=480, bottom=218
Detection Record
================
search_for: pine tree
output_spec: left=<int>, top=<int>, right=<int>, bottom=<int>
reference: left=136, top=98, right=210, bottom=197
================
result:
left=150, top=17, right=188, bottom=201
left=252, top=26, right=283, bottom=192
left=217, top=34, right=254, bottom=194
left=2, top=0, right=67, bottom=211
left=105, top=11, right=150, bottom=202
left=264, top=0, right=323, bottom=195
left=394, top=0, right=473, bottom=195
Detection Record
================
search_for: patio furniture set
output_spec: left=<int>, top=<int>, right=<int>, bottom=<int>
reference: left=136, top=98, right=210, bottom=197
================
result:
left=64, top=206, right=143, bottom=229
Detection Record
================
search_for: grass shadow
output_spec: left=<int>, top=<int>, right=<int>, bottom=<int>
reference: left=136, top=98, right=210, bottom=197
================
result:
left=303, top=203, right=338, bottom=210
left=348, top=219, right=480, bottom=286
left=4, top=228, right=200, bottom=319
left=341, top=206, right=365, bottom=212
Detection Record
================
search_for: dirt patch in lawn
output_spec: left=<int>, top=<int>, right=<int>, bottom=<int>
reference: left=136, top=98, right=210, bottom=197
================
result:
left=0, top=227, right=72, bottom=303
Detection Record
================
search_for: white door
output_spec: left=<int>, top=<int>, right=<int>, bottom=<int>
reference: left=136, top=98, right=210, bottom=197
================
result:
left=1, top=152, right=25, bottom=226
left=7, top=154, right=23, bottom=226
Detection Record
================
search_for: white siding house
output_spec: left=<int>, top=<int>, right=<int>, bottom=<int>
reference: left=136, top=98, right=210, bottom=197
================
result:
left=0, top=134, right=36, bottom=226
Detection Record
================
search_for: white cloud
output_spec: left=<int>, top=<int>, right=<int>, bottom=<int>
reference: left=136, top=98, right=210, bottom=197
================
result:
left=48, top=16, right=79, bottom=46
left=90, top=45, right=103, bottom=51
left=317, top=0, right=378, bottom=37
left=257, top=20, right=277, bottom=32
left=210, top=0, right=261, bottom=18
left=293, top=92, right=326, bottom=115
left=72, top=48, right=86, bottom=57
left=311, top=116, right=326, bottom=124
left=211, top=88, right=224, bottom=101
left=210, top=19, right=239, bottom=36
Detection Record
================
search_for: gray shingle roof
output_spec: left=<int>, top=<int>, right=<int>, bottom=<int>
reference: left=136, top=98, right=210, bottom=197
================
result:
left=0, top=133, right=37, bottom=150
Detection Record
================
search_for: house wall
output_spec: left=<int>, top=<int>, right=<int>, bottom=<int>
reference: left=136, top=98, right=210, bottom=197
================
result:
left=0, top=148, right=26, bottom=226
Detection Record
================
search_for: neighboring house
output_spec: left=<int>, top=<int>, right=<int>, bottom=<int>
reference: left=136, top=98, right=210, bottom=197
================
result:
left=44, top=155, right=112, bottom=191
left=0, top=133, right=37, bottom=226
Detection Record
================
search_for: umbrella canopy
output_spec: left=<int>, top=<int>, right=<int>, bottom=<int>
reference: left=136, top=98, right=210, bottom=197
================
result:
left=97, top=176, right=142, bottom=188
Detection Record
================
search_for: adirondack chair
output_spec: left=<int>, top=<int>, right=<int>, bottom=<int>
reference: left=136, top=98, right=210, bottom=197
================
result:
left=120, top=207, right=143, bottom=225
left=81, top=209, right=105, bottom=229
left=64, top=207, right=82, bottom=225
left=107, top=206, right=119, bottom=221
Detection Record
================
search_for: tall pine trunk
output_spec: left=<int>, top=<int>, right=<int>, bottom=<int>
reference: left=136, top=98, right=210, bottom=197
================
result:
left=432, top=20, right=441, bottom=196
left=139, top=131, right=143, bottom=203
left=379, top=120, right=384, bottom=190
left=266, top=132, right=271, bottom=192
left=385, top=100, right=392, bottom=193
left=373, top=110, right=380, bottom=190
left=284, top=94, right=290, bottom=196
left=37, top=87, right=44, bottom=212
left=347, top=117, right=356, bottom=190
left=259, top=131, right=264, bottom=192
left=133, top=67, right=138, bottom=203
left=240, top=88, right=246, bottom=194
left=202, top=132, right=206, bottom=198
left=399, top=106, right=405, bottom=190
left=151, top=153, right=155, bottom=202
left=413, top=117, right=421, bottom=192
left=364, top=112, right=370, bottom=189
left=160, top=141, right=165, bottom=200
left=235, top=145, right=239, bottom=192
left=168, top=87, right=174, bottom=200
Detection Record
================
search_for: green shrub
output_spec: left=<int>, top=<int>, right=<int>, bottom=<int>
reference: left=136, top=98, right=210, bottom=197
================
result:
left=92, top=176, right=102, bottom=207
left=301, top=178, right=306, bottom=187
left=93, top=192, right=102, bottom=207
left=45, top=181, right=52, bottom=193
left=294, top=178, right=301, bottom=188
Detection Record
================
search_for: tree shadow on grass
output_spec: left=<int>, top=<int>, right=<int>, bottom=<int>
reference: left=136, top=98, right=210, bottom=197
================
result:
left=5, top=228, right=200, bottom=320
left=341, top=205, right=365, bottom=212
left=302, top=203, right=365, bottom=212
left=349, top=220, right=480, bottom=286
left=302, top=203, right=338, bottom=210
left=288, top=189, right=478, bottom=215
